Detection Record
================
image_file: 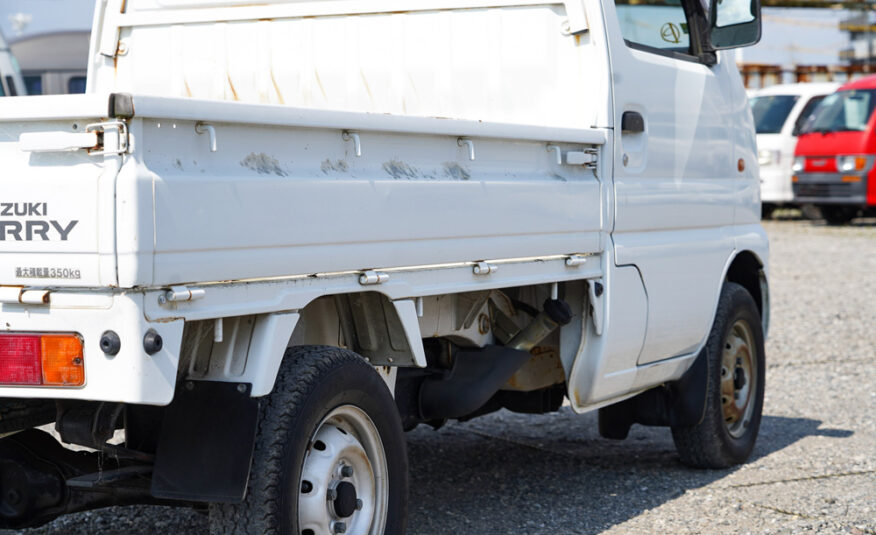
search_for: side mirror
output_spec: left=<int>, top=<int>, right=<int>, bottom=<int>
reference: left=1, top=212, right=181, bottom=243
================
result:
left=709, top=0, right=761, bottom=49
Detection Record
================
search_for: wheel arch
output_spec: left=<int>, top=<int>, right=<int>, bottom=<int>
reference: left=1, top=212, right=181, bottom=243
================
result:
left=289, top=292, right=425, bottom=368
left=178, top=291, right=425, bottom=398
left=723, top=250, right=769, bottom=338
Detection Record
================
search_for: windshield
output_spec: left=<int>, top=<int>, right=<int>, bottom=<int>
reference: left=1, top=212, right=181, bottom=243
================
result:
left=791, top=95, right=827, bottom=136
left=805, top=89, right=876, bottom=134
left=750, top=95, right=799, bottom=134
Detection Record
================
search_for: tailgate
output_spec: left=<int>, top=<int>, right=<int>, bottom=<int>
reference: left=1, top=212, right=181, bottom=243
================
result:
left=0, top=94, right=119, bottom=288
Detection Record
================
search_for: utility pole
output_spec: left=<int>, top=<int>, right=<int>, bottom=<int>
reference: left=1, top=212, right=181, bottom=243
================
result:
left=866, top=3, right=872, bottom=72
left=869, top=1, right=875, bottom=72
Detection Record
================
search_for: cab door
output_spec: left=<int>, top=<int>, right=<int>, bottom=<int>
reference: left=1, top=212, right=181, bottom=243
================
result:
left=604, top=0, right=739, bottom=364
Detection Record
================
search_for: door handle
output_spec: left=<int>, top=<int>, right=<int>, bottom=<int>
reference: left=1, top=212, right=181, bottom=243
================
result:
left=621, top=111, right=645, bottom=134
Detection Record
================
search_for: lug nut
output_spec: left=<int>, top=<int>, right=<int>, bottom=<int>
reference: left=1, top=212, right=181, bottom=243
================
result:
left=332, top=521, right=347, bottom=533
left=326, top=488, right=338, bottom=501
left=341, top=465, right=354, bottom=478
left=355, top=498, right=363, bottom=511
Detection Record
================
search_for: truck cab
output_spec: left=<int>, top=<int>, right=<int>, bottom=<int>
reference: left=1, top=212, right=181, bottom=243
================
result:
left=0, top=0, right=767, bottom=532
left=793, top=75, right=876, bottom=224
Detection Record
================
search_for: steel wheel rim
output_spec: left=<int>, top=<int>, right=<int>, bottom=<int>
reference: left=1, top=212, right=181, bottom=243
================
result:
left=297, top=405, right=388, bottom=535
left=720, top=319, right=757, bottom=438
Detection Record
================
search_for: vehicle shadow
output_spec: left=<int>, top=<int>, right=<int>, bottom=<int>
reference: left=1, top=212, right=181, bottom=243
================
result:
left=2, top=410, right=851, bottom=535
left=406, top=408, right=852, bottom=535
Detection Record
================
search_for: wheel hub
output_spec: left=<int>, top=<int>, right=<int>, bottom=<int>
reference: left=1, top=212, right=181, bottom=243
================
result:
left=297, top=406, right=388, bottom=535
left=333, top=481, right=358, bottom=518
left=720, top=320, right=758, bottom=438
left=733, top=366, right=746, bottom=390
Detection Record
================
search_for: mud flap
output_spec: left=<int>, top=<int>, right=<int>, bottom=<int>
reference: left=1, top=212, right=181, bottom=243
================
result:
left=151, top=381, right=258, bottom=502
left=598, top=348, right=709, bottom=439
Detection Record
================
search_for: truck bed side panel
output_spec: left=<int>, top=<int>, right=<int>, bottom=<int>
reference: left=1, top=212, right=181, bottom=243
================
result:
left=138, top=119, right=604, bottom=286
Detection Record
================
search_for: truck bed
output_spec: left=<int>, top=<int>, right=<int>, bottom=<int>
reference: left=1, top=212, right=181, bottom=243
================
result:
left=0, top=93, right=608, bottom=289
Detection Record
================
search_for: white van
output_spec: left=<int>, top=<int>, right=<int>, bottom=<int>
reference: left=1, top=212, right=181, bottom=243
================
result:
left=0, top=0, right=766, bottom=532
left=750, top=82, right=838, bottom=217
left=0, top=30, right=26, bottom=97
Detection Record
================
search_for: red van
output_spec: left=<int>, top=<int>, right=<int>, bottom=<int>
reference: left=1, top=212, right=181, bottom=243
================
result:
left=793, top=75, right=876, bottom=224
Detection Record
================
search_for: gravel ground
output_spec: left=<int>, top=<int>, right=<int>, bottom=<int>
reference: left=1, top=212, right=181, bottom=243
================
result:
left=5, top=215, right=875, bottom=535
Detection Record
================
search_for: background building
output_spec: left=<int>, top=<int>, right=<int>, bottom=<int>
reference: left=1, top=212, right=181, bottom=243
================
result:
left=839, top=10, right=876, bottom=66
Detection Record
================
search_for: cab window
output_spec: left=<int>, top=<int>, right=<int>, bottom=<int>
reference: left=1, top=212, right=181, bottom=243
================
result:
left=792, top=95, right=827, bottom=136
left=68, top=76, right=87, bottom=94
left=24, top=76, right=42, bottom=96
left=750, top=95, right=799, bottom=134
left=615, top=0, right=691, bottom=54
left=807, top=90, right=876, bottom=134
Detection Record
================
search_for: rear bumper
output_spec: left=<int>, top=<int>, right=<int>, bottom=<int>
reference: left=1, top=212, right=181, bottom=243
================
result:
left=792, top=172, right=869, bottom=205
left=0, top=291, right=183, bottom=405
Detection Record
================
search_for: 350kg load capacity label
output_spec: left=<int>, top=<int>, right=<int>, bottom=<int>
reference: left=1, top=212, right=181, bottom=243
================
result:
left=15, top=267, right=82, bottom=279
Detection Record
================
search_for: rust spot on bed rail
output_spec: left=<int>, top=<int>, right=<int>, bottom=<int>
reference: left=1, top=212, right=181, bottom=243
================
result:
left=227, top=74, right=240, bottom=101
left=270, top=71, right=285, bottom=105
left=314, top=69, right=327, bottom=100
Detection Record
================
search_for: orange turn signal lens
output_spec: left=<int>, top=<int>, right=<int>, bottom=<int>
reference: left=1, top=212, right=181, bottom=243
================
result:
left=792, top=175, right=799, bottom=182
left=40, top=335, right=84, bottom=386
left=855, top=157, right=867, bottom=170
left=842, top=175, right=862, bottom=183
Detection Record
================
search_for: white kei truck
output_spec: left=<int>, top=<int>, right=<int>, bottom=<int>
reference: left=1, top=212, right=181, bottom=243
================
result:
left=0, top=0, right=767, bottom=533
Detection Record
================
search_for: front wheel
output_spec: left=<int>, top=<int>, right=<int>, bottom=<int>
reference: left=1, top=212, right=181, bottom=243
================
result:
left=210, top=346, right=408, bottom=535
left=671, top=283, right=765, bottom=468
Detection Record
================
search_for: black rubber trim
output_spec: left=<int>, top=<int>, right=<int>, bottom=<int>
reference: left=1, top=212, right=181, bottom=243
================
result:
left=624, top=40, right=704, bottom=64
left=109, top=92, right=135, bottom=119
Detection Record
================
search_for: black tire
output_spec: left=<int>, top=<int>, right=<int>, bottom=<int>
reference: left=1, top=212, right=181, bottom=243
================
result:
left=209, top=346, right=408, bottom=535
left=819, top=205, right=857, bottom=225
left=760, top=203, right=775, bottom=220
left=671, top=283, right=765, bottom=468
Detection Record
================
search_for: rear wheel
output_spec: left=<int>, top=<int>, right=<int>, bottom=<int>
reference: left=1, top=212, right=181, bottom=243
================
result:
left=819, top=205, right=857, bottom=225
left=672, top=283, right=765, bottom=468
left=209, top=346, right=408, bottom=535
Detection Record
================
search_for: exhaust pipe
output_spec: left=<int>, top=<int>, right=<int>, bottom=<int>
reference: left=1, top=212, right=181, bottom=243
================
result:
left=418, top=299, right=572, bottom=420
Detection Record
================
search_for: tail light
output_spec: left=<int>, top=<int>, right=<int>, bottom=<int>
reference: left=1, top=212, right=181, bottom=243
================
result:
left=0, top=334, right=84, bottom=386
